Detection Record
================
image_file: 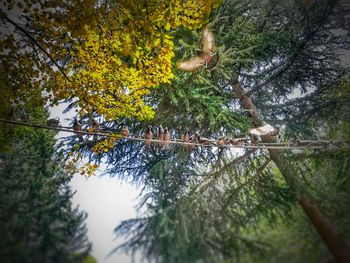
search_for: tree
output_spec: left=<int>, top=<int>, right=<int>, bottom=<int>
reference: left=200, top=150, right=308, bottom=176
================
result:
left=236, top=79, right=350, bottom=263
left=0, top=0, right=221, bottom=174
left=0, top=100, right=91, bottom=262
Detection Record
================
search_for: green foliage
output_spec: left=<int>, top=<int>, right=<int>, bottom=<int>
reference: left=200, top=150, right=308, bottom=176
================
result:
left=110, top=143, right=295, bottom=262
left=236, top=79, right=350, bottom=263
left=238, top=207, right=328, bottom=263
left=237, top=149, right=350, bottom=263
left=0, top=103, right=91, bottom=263
left=153, top=79, right=251, bottom=134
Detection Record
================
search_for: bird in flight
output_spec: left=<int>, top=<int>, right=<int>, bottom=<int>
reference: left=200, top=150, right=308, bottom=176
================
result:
left=176, top=25, right=219, bottom=72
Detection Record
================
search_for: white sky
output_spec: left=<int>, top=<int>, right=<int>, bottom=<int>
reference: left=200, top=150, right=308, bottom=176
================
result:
left=50, top=105, right=141, bottom=263
left=70, top=175, right=140, bottom=263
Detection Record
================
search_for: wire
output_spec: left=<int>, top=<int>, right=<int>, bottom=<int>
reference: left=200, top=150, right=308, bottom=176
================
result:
left=1, top=118, right=349, bottom=150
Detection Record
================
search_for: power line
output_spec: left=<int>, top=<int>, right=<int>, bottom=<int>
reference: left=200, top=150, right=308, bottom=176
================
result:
left=1, top=118, right=349, bottom=150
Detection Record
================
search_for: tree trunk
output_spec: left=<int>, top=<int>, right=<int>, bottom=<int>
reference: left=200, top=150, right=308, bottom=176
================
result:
left=231, top=81, right=350, bottom=263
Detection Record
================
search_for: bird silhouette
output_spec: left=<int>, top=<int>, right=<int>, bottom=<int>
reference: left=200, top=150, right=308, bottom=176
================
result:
left=73, top=118, right=83, bottom=142
left=163, top=127, right=170, bottom=150
left=90, top=118, right=99, bottom=141
left=216, top=136, right=227, bottom=146
left=47, top=117, right=60, bottom=127
left=176, top=26, right=219, bottom=72
left=144, top=125, right=153, bottom=149
left=157, top=125, right=164, bottom=147
left=121, top=125, right=129, bottom=137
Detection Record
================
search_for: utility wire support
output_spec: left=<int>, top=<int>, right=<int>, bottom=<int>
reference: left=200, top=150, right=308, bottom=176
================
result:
left=1, top=118, right=349, bottom=150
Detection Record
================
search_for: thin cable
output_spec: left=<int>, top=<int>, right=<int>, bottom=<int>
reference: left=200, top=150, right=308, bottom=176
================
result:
left=1, top=119, right=349, bottom=150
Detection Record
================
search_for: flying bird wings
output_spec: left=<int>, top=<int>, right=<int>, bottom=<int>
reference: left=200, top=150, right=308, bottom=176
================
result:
left=249, top=123, right=275, bottom=136
left=201, top=26, right=215, bottom=54
left=176, top=25, right=218, bottom=72
left=176, top=56, right=206, bottom=72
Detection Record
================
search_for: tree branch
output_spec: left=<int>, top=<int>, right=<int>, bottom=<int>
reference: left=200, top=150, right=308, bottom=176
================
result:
left=247, top=6, right=332, bottom=96
left=223, top=158, right=271, bottom=209
left=0, top=11, right=71, bottom=82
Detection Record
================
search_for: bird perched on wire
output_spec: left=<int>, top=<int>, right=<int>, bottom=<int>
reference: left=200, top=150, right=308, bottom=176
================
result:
left=121, top=125, right=129, bottom=137
left=163, top=127, right=170, bottom=150
left=47, top=117, right=60, bottom=127
left=73, top=118, right=84, bottom=142
left=191, top=131, right=200, bottom=144
left=193, top=130, right=213, bottom=145
left=181, top=128, right=190, bottom=142
left=181, top=128, right=192, bottom=149
left=144, top=125, right=153, bottom=149
left=249, top=123, right=275, bottom=136
left=89, top=118, right=99, bottom=141
left=216, top=136, right=227, bottom=147
left=176, top=25, right=219, bottom=72
left=157, top=125, right=164, bottom=147
left=228, top=138, right=246, bottom=146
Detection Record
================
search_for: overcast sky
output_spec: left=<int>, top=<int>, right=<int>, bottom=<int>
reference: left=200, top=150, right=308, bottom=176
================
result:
left=70, top=175, right=140, bottom=263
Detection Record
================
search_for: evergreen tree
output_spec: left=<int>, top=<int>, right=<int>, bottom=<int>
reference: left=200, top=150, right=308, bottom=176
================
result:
left=0, top=102, right=91, bottom=263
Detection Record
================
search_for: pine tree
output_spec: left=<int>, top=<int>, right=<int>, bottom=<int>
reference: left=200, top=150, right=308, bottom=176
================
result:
left=0, top=102, right=91, bottom=263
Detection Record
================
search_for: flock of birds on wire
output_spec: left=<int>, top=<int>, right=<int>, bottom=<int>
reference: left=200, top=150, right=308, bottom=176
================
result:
left=44, top=24, right=273, bottom=149
left=46, top=117, right=277, bottom=150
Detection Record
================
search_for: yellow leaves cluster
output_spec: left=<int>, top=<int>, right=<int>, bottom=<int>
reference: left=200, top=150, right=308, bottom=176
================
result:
left=91, top=136, right=118, bottom=154
left=34, top=0, right=221, bottom=121
left=167, top=0, right=222, bottom=29
left=65, top=150, right=98, bottom=177
left=4, top=0, right=221, bottom=121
